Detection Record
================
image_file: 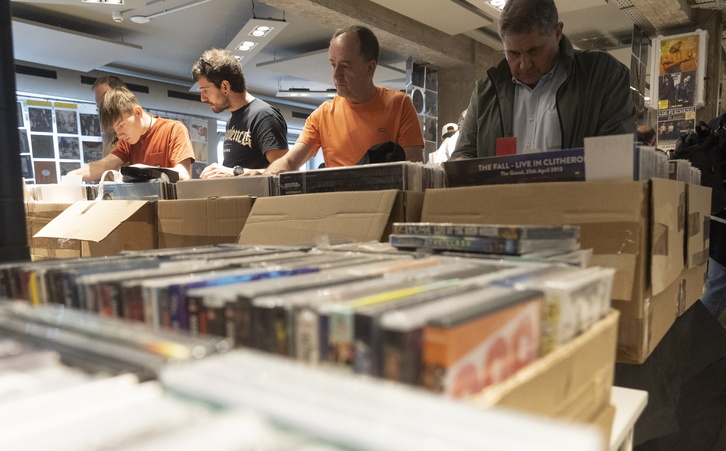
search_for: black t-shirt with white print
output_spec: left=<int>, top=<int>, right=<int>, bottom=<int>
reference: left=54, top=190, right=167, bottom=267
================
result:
left=222, top=98, right=288, bottom=169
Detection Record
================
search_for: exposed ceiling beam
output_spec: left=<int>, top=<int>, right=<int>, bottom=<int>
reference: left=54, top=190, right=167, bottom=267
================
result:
left=631, top=0, right=694, bottom=33
left=259, top=0, right=482, bottom=68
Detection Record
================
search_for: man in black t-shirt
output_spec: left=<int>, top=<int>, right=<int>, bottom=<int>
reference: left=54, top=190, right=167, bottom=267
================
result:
left=192, top=49, right=288, bottom=177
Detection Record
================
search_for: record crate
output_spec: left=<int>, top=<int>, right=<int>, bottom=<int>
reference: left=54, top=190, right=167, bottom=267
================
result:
left=472, top=309, right=619, bottom=449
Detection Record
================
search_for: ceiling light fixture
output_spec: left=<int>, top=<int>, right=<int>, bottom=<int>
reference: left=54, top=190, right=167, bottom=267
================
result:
left=237, top=41, right=257, bottom=51
left=276, top=88, right=337, bottom=98
left=488, top=0, right=506, bottom=10
left=225, top=17, right=288, bottom=66
left=250, top=25, right=272, bottom=37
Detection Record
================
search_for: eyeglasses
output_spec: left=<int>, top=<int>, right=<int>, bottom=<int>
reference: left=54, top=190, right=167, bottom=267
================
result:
left=198, top=57, right=211, bottom=70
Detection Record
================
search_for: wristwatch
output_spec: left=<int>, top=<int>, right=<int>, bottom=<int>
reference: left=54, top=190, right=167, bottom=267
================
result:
left=233, top=165, right=244, bottom=176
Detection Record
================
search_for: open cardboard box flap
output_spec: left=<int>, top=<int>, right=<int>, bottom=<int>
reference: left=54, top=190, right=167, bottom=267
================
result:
left=34, top=200, right=150, bottom=242
left=238, top=190, right=401, bottom=246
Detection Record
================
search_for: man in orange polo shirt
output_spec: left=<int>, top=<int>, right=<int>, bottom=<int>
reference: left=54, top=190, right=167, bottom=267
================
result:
left=254, top=25, right=424, bottom=175
left=69, top=87, right=195, bottom=181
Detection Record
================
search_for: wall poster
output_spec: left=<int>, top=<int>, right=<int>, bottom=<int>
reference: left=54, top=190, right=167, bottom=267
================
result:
left=649, top=30, right=708, bottom=151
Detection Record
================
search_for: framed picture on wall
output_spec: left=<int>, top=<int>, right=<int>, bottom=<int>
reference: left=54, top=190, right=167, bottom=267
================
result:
left=16, top=102, right=23, bottom=128
left=82, top=140, right=103, bottom=163
left=33, top=161, right=57, bottom=184
left=56, top=110, right=79, bottom=134
left=80, top=113, right=101, bottom=136
left=31, top=134, right=55, bottom=158
left=20, top=154, right=33, bottom=179
left=191, top=118, right=208, bottom=141
left=28, top=107, right=53, bottom=132
left=18, top=129, right=30, bottom=154
left=60, top=162, right=81, bottom=176
left=649, top=30, right=707, bottom=110
left=58, top=136, right=80, bottom=159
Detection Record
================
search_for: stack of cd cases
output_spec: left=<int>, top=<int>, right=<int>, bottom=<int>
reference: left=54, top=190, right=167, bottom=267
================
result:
left=0, top=335, right=361, bottom=450
left=0, top=238, right=613, bottom=399
left=0, top=333, right=601, bottom=451
left=0, top=300, right=229, bottom=380
left=389, top=222, right=581, bottom=256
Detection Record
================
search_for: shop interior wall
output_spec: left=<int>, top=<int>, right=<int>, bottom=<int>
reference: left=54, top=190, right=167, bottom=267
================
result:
left=14, top=61, right=314, bottom=164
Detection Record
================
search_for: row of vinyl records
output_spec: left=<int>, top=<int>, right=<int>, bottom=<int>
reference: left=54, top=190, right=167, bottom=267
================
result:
left=0, top=308, right=601, bottom=451
left=27, top=161, right=447, bottom=202
left=26, top=152, right=700, bottom=204
left=0, top=240, right=613, bottom=398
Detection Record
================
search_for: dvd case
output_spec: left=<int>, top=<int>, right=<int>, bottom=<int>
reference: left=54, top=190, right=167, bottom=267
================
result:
left=421, top=289, right=543, bottom=398
left=391, top=223, right=580, bottom=241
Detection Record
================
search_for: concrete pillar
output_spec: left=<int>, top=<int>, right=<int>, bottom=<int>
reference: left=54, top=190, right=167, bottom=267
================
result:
left=694, top=8, right=723, bottom=124
left=438, top=42, right=501, bottom=128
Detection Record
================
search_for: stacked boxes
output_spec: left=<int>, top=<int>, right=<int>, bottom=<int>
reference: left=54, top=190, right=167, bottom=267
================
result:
left=419, top=179, right=709, bottom=364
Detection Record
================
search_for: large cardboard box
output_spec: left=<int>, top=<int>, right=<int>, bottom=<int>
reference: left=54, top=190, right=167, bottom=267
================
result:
left=175, top=176, right=273, bottom=199
left=421, top=179, right=685, bottom=363
left=685, top=183, right=711, bottom=268
left=614, top=271, right=680, bottom=364
left=680, top=263, right=707, bottom=316
left=157, top=196, right=255, bottom=248
left=238, top=190, right=424, bottom=246
left=25, top=202, right=80, bottom=260
left=473, top=310, right=618, bottom=436
left=34, top=200, right=157, bottom=257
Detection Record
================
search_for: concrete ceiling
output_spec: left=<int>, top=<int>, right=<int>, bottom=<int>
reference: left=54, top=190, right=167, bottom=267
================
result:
left=9, top=0, right=710, bottom=106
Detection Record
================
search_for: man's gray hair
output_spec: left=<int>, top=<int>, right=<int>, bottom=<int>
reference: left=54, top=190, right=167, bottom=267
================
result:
left=499, top=0, right=559, bottom=37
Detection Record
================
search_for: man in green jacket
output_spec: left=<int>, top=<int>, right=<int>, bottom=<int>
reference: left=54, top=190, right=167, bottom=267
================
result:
left=452, top=0, right=636, bottom=159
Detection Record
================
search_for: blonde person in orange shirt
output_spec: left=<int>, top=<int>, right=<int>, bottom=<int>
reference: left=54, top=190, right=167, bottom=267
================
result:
left=247, top=25, right=424, bottom=176
left=69, top=87, right=195, bottom=181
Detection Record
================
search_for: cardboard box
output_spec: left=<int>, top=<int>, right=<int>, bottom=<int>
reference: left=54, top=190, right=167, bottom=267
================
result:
left=614, top=271, right=680, bottom=364
left=238, top=190, right=424, bottom=246
left=25, top=202, right=80, bottom=260
left=685, top=184, right=711, bottom=268
left=680, top=263, right=707, bottom=316
left=422, top=179, right=684, bottom=302
left=157, top=196, right=255, bottom=248
left=472, top=310, right=618, bottom=427
left=34, top=200, right=157, bottom=257
left=421, top=179, right=685, bottom=364
left=175, top=176, right=273, bottom=199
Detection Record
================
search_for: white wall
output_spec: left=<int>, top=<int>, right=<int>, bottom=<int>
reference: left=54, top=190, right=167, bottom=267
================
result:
left=14, top=61, right=316, bottom=164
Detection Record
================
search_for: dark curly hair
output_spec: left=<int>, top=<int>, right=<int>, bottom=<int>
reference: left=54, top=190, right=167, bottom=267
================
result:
left=191, top=48, right=247, bottom=93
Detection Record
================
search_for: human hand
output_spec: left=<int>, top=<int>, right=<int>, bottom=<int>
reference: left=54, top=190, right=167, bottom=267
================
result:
left=200, top=163, right=234, bottom=179
left=241, top=169, right=264, bottom=176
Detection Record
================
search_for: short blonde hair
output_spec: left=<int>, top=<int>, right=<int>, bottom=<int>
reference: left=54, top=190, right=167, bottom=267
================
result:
left=99, top=86, right=140, bottom=130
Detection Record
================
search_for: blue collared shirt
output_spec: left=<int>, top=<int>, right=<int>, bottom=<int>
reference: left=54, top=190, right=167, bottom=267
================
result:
left=512, top=60, right=568, bottom=154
